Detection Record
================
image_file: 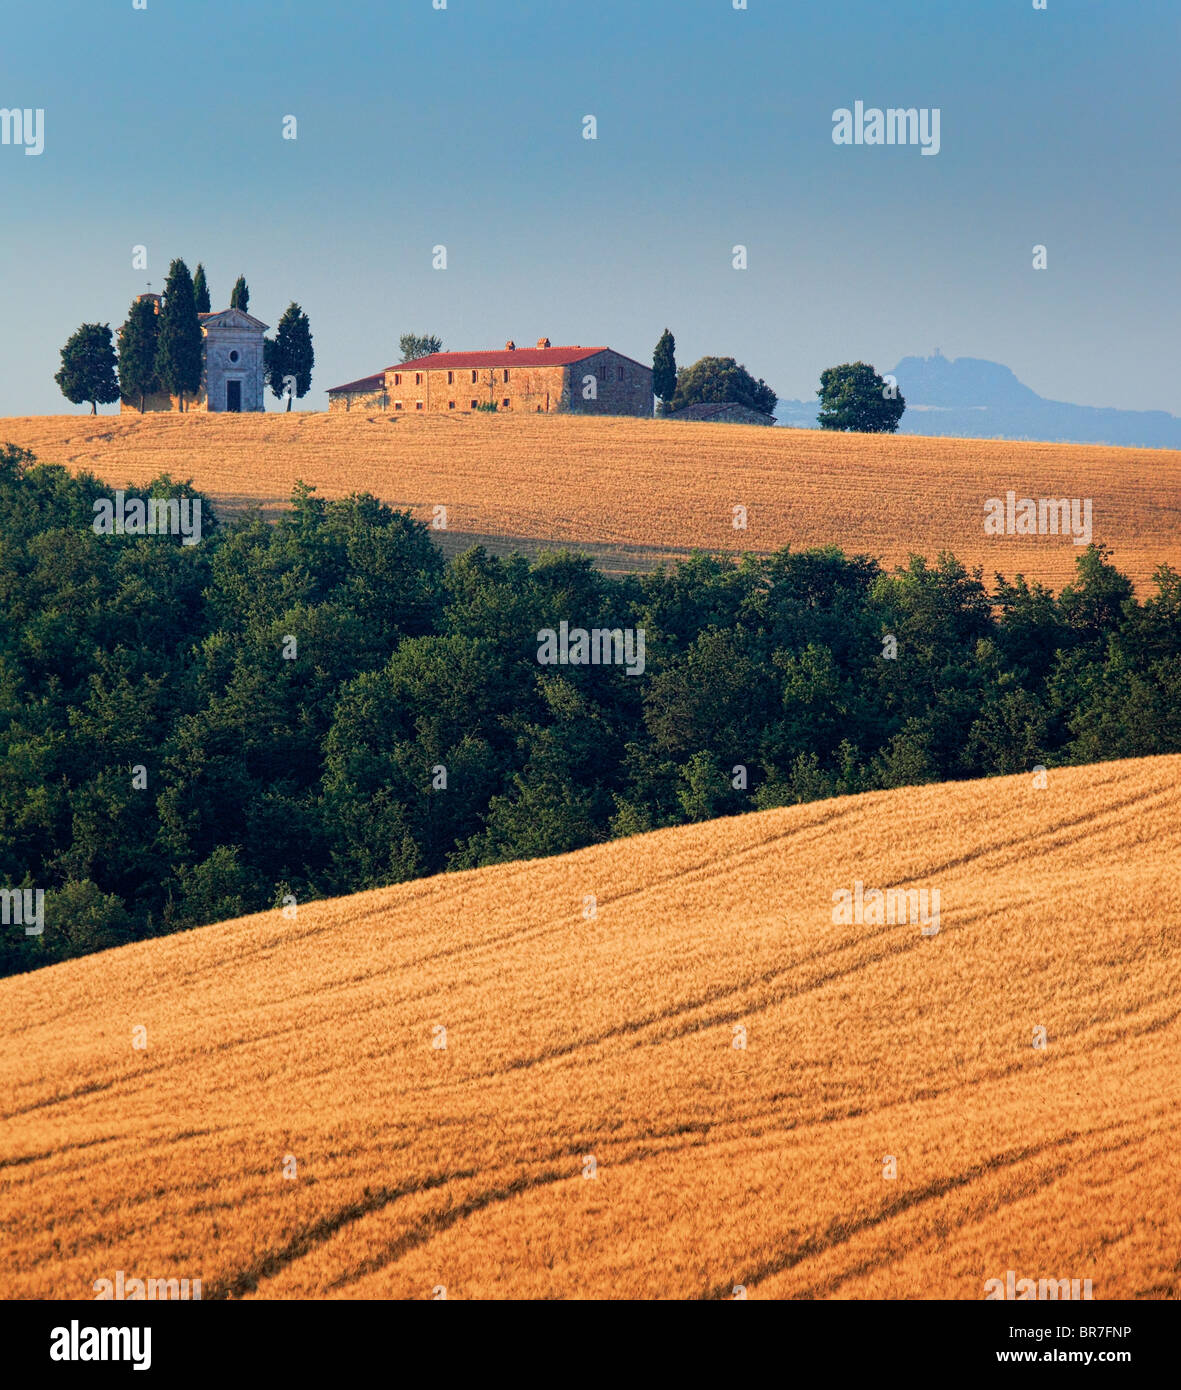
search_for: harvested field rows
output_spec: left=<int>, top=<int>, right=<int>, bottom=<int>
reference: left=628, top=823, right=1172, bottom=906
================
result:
left=2, top=756, right=1179, bottom=1299
left=3, top=412, right=1178, bottom=589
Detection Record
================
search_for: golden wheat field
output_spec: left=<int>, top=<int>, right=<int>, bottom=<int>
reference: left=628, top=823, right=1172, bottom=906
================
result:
left=3, top=412, right=1179, bottom=590
left=2, top=756, right=1179, bottom=1300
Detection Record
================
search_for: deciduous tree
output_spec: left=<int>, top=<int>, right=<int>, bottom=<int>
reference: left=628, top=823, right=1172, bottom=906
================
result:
left=668, top=356, right=777, bottom=416
left=816, top=361, right=906, bottom=433
left=399, top=333, right=443, bottom=362
left=55, top=324, right=119, bottom=414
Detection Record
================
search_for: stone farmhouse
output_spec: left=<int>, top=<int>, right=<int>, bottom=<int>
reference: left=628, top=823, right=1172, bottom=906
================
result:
left=120, top=293, right=268, bottom=413
left=327, top=338, right=652, bottom=417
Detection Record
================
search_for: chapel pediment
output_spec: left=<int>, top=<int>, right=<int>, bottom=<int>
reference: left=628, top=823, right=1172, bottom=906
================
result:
left=199, top=308, right=269, bottom=333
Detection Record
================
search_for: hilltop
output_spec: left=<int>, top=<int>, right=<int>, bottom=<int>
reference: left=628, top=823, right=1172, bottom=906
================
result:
left=1, top=411, right=1179, bottom=591
left=2, top=756, right=1178, bottom=1299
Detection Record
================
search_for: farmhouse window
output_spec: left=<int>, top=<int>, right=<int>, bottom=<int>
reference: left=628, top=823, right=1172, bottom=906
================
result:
left=394, top=401, right=402, bottom=410
left=447, top=371, right=454, bottom=384
left=415, top=373, right=423, bottom=385
left=504, top=369, right=510, bottom=382
left=394, top=373, right=401, bottom=385
left=470, top=399, right=478, bottom=408
left=416, top=401, right=424, bottom=410
left=471, top=370, right=477, bottom=384
left=448, top=400, right=455, bottom=409
left=502, top=398, right=510, bottom=408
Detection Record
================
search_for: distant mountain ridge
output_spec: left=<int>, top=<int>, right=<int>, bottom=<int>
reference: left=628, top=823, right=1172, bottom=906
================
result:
left=776, top=352, right=1181, bottom=447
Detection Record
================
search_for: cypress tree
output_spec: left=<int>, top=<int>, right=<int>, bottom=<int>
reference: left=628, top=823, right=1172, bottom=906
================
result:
left=116, top=297, right=161, bottom=412
left=653, top=329, right=676, bottom=409
left=229, top=275, right=250, bottom=312
left=265, top=302, right=315, bottom=410
left=154, top=259, right=204, bottom=412
left=192, top=263, right=211, bottom=314
left=54, top=323, right=120, bottom=414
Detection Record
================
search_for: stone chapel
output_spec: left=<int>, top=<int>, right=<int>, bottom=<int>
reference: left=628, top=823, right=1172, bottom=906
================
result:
left=121, top=292, right=268, bottom=412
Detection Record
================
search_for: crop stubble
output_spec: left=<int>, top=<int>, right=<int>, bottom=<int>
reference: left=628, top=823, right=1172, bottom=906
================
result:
left=1, top=756, right=1178, bottom=1299
left=2, top=412, right=1177, bottom=589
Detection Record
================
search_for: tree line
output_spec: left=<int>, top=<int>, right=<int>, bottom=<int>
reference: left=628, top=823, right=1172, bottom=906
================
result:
left=55, top=260, right=313, bottom=413
left=1, top=442, right=1177, bottom=975
left=651, top=329, right=907, bottom=431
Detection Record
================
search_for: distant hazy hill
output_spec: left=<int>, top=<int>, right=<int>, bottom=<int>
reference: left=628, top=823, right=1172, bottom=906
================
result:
left=777, top=353, right=1181, bottom=447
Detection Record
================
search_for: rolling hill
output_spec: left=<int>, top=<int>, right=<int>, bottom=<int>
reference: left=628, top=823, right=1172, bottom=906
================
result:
left=2, top=756, right=1179, bottom=1300
left=2, top=412, right=1179, bottom=591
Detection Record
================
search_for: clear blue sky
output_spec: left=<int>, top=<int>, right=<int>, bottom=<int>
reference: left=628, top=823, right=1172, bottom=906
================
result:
left=2, top=0, right=1178, bottom=415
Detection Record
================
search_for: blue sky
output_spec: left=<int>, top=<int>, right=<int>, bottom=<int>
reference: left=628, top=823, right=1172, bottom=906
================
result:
left=2, top=0, right=1178, bottom=415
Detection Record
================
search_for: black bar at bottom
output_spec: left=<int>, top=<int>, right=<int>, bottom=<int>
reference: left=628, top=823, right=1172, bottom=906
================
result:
left=7, top=1296, right=1171, bottom=1377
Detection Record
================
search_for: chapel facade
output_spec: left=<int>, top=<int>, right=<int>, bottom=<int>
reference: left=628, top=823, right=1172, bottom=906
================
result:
left=120, top=295, right=268, bottom=412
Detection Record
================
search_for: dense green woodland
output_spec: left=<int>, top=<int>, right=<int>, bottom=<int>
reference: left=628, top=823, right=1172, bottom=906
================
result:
left=1, top=442, right=1178, bottom=976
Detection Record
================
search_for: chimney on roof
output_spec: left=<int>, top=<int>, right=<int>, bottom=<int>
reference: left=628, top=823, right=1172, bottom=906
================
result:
left=536, top=337, right=550, bottom=348
left=505, top=340, right=515, bottom=351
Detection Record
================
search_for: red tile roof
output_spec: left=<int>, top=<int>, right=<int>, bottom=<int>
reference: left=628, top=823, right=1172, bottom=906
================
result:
left=391, top=346, right=608, bottom=371
left=326, top=373, right=386, bottom=395
left=328, top=345, right=651, bottom=395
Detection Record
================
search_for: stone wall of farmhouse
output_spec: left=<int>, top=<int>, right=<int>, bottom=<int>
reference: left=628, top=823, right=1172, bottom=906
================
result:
left=355, top=353, right=654, bottom=417
left=561, top=350, right=653, bottom=418
left=380, top=363, right=570, bottom=414
left=720, top=404, right=775, bottom=426
left=328, top=388, right=387, bottom=412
